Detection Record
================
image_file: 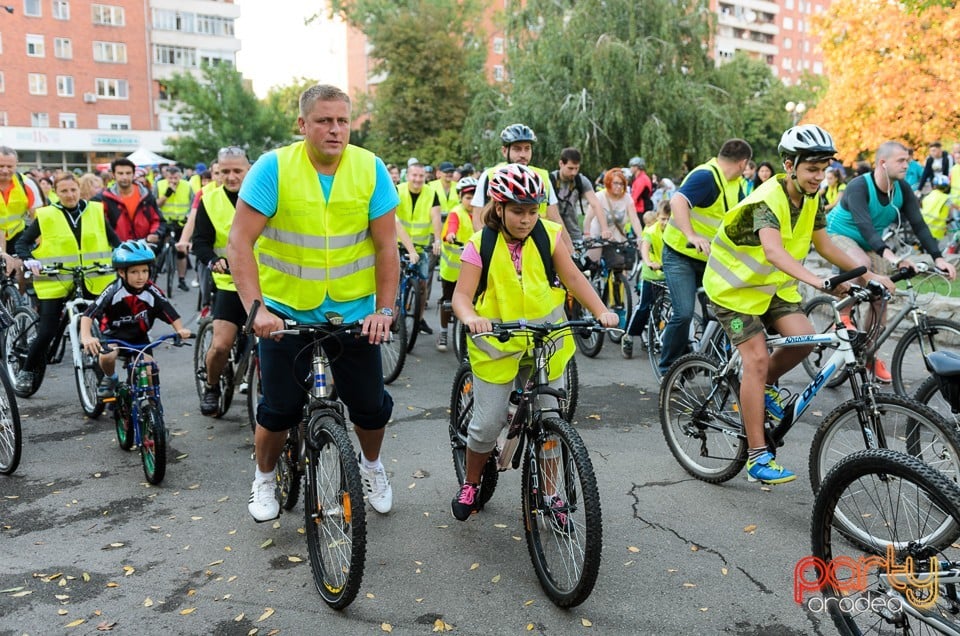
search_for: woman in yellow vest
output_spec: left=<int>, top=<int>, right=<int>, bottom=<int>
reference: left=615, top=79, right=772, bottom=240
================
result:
left=449, top=164, right=618, bottom=520
left=436, top=176, right=477, bottom=352
left=921, top=174, right=952, bottom=241
left=822, top=166, right=846, bottom=213
left=14, top=173, right=120, bottom=395
left=703, top=125, right=890, bottom=485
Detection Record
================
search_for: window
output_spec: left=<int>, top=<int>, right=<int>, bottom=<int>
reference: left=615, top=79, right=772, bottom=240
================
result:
left=28, top=73, right=47, bottom=95
left=93, top=41, right=126, bottom=63
left=95, top=78, right=128, bottom=99
left=785, top=0, right=794, bottom=7
left=24, top=0, right=41, bottom=16
left=92, top=4, right=124, bottom=26
left=813, top=61, right=823, bottom=74
left=799, top=20, right=805, bottom=31
left=54, top=37, right=72, bottom=59
left=154, top=44, right=197, bottom=67
left=197, top=14, right=234, bottom=36
left=783, top=17, right=793, bottom=30
left=783, top=37, right=792, bottom=49
left=804, top=40, right=810, bottom=53
left=31, top=112, right=49, bottom=127
left=97, top=114, right=130, bottom=130
left=782, top=57, right=792, bottom=70
left=493, top=65, right=504, bottom=82
left=199, top=51, right=232, bottom=67
left=0, top=72, right=4, bottom=93
left=0, top=33, right=3, bottom=54
left=26, top=34, right=45, bottom=57
left=492, top=37, right=504, bottom=55
left=56, top=75, right=74, bottom=96
left=59, top=113, right=77, bottom=128
left=52, top=0, right=69, bottom=19
left=0, top=112, right=7, bottom=126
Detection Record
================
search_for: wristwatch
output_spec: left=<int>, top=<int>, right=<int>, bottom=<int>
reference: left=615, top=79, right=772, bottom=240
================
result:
left=378, top=307, right=394, bottom=317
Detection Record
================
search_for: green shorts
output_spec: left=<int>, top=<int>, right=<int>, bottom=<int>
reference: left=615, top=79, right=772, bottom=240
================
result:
left=712, top=296, right=803, bottom=346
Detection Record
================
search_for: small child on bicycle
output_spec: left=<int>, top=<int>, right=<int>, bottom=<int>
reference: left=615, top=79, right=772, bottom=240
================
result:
left=621, top=205, right=670, bottom=358
left=921, top=174, right=953, bottom=242
left=79, top=240, right=191, bottom=399
left=436, top=176, right=477, bottom=352
left=450, top=164, right=618, bottom=520
left=702, top=125, right=891, bottom=484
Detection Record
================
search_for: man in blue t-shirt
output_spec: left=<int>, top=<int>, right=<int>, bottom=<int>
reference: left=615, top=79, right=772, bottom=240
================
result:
left=228, top=84, right=401, bottom=524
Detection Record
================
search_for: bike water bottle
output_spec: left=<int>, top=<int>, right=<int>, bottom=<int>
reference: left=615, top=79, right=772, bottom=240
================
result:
left=497, top=391, right=523, bottom=471
left=312, top=356, right=328, bottom=399
left=137, top=365, right=150, bottom=389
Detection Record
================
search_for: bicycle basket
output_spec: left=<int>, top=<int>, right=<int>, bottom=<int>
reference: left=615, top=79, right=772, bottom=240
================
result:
left=602, top=243, right=637, bottom=270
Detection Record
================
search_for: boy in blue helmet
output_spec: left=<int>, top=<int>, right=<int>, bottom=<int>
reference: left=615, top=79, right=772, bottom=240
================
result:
left=79, top=239, right=192, bottom=399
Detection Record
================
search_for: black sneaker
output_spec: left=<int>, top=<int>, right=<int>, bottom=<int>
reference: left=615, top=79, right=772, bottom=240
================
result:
left=451, top=482, right=479, bottom=521
left=177, top=278, right=190, bottom=292
left=419, top=320, right=434, bottom=335
left=200, top=384, right=221, bottom=416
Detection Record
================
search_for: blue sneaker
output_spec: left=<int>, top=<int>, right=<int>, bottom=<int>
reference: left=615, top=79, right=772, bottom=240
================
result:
left=764, top=385, right=785, bottom=423
left=746, top=452, right=796, bottom=484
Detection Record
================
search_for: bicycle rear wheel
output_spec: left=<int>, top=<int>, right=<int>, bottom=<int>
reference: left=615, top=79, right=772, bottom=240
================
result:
left=561, top=357, right=579, bottom=422
left=164, top=244, right=176, bottom=298
left=570, top=289, right=603, bottom=358
left=800, top=295, right=849, bottom=389
left=659, top=353, right=747, bottom=483
left=381, top=312, right=407, bottom=385
left=194, top=319, right=213, bottom=401
left=114, top=386, right=134, bottom=451
left=811, top=449, right=960, bottom=635
left=912, top=375, right=956, bottom=430
left=276, top=427, right=301, bottom=511
left=0, top=369, right=22, bottom=474
left=304, top=414, right=367, bottom=609
left=646, top=290, right=671, bottom=380
left=522, top=417, right=601, bottom=608
left=139, top=399, right=167, bottom=485
left=891, top=318, right=960, bottom=396
left=448, top=362, right=498, bottom=506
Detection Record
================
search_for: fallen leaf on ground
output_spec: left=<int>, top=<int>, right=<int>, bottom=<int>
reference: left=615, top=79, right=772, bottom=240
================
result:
left=469, top=563, right=479, bottom=571
left=64, top=618, right=85, bottom=628
left=122, top=566, right=134, bottom=576
left=96, top=621, right=117, bottom=631
left=257, top=608, right=275, bottom=622
left=143, top=598, right=154, bottom=607
left=260, top=539, right=273, bottom=549
left=581, top=617, right=593, bottom=627
left=744, top=524, right=757, bottom=533
left=627, top=546, right=640, bottom=553
left=433, top=618, right=454, bottom=632
left=288, top=556, right=303, bottom=563
left=234, top=613, right=244, bottom=622
left=381, top=623, right=393, bottom=633
left=491, top=574, right=501, bottom=583
left=105, top=582, right=119, bottom=588
left=180, top=608, right=196, bottom=615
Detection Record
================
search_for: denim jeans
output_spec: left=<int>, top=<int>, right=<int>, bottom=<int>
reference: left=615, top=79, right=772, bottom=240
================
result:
left=659, top=245, right=706, bottom=375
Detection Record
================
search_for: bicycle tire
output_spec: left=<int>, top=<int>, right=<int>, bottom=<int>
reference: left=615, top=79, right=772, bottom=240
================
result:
left=140, top=399, right=167, bottom=485
left=800, top=295, right=850, bottom=389
left=380, top=312, right=407, bottom=385
left=607, top=272, right=633, bottom=344
left=570, top=296, right=603, bottom=358
left=521, top=417, right=602, bottom=608
left=912, top=375, right=955, bottom=427
left=0, top=367, right=22, bottom=474
left=194, top=319, right=213, bottom=402
left=810, top=449, right=960, bottom=635
left=646, top=290, right=672, bottom=381
left=448, top=362, right=498, bottom=507
left=452, top=317, right=468, bottom=362
left=403, top=280, right=423, bottom=352
left=0, top=284, right=21, bottom=317
left=276, top=428, right=301, bottom=511
left=891, top=318, right=960, bottom=396
left=164, top=243, right=175, bottom=298
left=114, top=385, right=134, bottom=451
left=562, top=356, right=579, bottom=422
left=809, top=393, right=960, bottom=494
left=6, top=307, right=43, bottom=397
left=304, top=414, right=367, bottom=609
left=74, top=322, right=104, bottom=418
left=659, top=353, right=747, bottom=483
left=218, top=350, right=235, bottom=418
left=246, top=347, right=261, bottom=433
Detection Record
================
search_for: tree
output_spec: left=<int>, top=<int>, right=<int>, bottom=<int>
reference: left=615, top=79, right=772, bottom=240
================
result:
left=264, top=77, right=321, bottom=136
left=326, top=0, right=486, bottom=164
left=807, top=0, right=960, bottom=160
left=463, top=0, right=742, bottom=177
left=162, top=63, right=294, bottom=164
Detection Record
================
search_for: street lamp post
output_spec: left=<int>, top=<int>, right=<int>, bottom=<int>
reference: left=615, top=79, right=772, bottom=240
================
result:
left=785, top=101, right=806, bottom=126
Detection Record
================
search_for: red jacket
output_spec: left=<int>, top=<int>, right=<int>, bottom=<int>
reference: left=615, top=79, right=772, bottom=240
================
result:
left=95, top=183, right=166, bottom=241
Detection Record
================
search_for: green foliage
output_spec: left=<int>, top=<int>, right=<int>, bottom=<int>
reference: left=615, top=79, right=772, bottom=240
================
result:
left=263, top=77, right=320, bottom=135
left=162, top=64, right=294, bottom=165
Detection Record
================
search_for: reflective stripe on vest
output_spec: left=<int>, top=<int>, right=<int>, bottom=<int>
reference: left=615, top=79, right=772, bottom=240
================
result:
left=31, top=202, right=113, bottom=299
left=157, top=179, right=192, bottom=223
left=439, top=205, right=474, bottom=282
left=663, top=158, right=742, bottom=262
left=258, top=142, right=378, bottom=310
left=432, top=180, right=458, bottom=213
left=396, top=183, right=435, bottom=247
left=204, top=187, right=238, bottom=292
left=703, top=176, right=816, bottom=315
left=922, top=190, right=950, bottom=240
left=465, top=220, right=574, bottom=383
left=0, top=175, right=29, bottom=239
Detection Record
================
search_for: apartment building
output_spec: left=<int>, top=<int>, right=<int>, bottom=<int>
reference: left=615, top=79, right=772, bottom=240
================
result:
left=0, top=0, right=240, bottom=171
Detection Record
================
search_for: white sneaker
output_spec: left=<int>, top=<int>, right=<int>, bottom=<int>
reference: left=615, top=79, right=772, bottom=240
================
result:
left=190, top=278, right=200, bottom=288
left=248, top=477, right=280, bottom=522
left=358, top=456, right=393, bottom=514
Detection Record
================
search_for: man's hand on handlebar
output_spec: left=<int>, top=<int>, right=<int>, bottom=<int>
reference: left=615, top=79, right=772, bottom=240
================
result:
left=465, top=316, right=493, bottom=335
left=361, top=311, right=393, bottom=345
left=252, top=307, right=285, bottom=341
left=597, top=311, right=620, bottom=328
left=935, top=257, right=958, bottom=281
left=210, top=258, right=229, bottom=274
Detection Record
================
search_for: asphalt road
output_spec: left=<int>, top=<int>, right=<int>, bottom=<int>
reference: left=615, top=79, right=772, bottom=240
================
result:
left=0, top=284, right=939, bottom=636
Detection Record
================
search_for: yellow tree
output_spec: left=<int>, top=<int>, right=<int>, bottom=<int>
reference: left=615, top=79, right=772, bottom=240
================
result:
left=807, top=0, right=960, bottom=160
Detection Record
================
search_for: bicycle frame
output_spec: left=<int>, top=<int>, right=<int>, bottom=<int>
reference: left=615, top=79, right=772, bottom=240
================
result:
left=877, top=565, right=960, bottom=635
left=104, top=335, right=178, bottom=442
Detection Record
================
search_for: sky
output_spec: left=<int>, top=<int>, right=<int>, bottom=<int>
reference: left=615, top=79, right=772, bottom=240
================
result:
left=235, top=0, right=349, bottom=98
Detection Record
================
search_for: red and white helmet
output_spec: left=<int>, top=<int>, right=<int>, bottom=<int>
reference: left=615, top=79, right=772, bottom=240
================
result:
left=488, top=164, right=545, bottom=205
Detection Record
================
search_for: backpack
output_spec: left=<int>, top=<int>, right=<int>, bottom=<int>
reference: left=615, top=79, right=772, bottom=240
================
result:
left=473, top=220, right=557, bottom=302
left=549, top=170, right=590, bottom=216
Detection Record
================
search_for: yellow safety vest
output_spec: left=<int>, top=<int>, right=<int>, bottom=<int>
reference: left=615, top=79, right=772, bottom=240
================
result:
left=951, top=164, right=960, bottom=199
left=439, top=204, right=474, bottom=282
left=922, top=190, right=950, bottom=240
left=640, top=222, right=665, bottom=282
left=0, top=174, right=29, bottom=240
left=396, top=183, right=436, bottom=248
left=31, top=202, right=113, bottom=299
left=466, top=220, right=573, bottom=383
left=703, top=176, right=816, bottom=315
left=825, top=182, right=846, bottom=206
left=189, top=174, right=202, bottom=193
left=432, top=180, right=459, bottom=214
left=662, top=158, right=743, bottom=262
left=257, top=142, right=378, bottom=311
left=157, top=179, right=192, bottom=224
left=204, top=187, right=238, bottom=292
left=484, top=164, right=553, bottom=218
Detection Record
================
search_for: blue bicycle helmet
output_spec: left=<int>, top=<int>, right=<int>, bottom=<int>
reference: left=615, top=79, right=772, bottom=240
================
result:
left=933, top=174, right=951, bottom=190
left=500, top=124, right=537, bottom=146
left=112, top=239, right=155, bottom=269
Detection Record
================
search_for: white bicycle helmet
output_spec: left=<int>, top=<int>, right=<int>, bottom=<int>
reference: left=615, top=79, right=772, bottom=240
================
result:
left=456, top=176, right=478, bottom=194
left=778, top=125, right=837, bottom=163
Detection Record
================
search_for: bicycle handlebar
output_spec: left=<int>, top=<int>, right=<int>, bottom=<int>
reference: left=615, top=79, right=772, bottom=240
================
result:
left=100, top=333, right=191, bottom=355
left=823, top=266, right=867, bottom=290
left=270, top=319, right=365, bottom=338
left=471, top=318, right=621, bottom=342
left=25, top=263, right=114, bottom=279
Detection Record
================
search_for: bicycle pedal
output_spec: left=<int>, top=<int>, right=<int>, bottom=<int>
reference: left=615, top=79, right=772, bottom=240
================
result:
left=102, top=396, right=117, bottom=403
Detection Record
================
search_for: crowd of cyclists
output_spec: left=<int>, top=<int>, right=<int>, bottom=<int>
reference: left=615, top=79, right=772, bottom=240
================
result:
left=3, top=83, right=960, bottom=610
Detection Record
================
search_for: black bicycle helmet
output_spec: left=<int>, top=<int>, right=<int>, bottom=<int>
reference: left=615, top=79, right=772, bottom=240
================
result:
left=112, top=239, right=155, bottom=269
left=500, top=124, right=537, bottom=146
left=778, top=125, right=837, bottom=163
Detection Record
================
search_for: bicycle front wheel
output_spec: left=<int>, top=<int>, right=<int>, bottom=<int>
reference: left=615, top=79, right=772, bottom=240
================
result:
left=0, top=369, right=22, bottom=474
left=5, top=307, right=42, bottom=397
left=448, top=362, right=497, bottom=506
left=304, top=414, right=367, bottom=609
left=114, top=388, right=134, bottom=451
left=646, top=290, right=671, bottom=380
left=380, top=312, right=407, bottom=385
left=403, top=281, right=423, bottom=353
left=891, top=318, right=960, bottom=396
left=809, top=393, right=960, bottom=493
left=139, top=399, right=167, bottom=485
left=74, top=323, right=104, bottom=418
left=246, top=347, right=261, bottom=433
left=452, top=317, right=468, bottom=363
left=660, top=353, right=746, bottom=483
left=194, top=319, right=213, bottom=402
left=522, top=417, right=601, bottom=608
left=276, top=427, right=301, bottom=511
left=561, top=356, right=579, bottom=422
left=912, top=375, right=956, bottom=429
left=811, top=449, right=960, bottom=635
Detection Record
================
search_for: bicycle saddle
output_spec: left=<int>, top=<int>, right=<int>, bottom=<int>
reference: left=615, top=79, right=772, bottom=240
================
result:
left=926, top=350, right=960, bottom=377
